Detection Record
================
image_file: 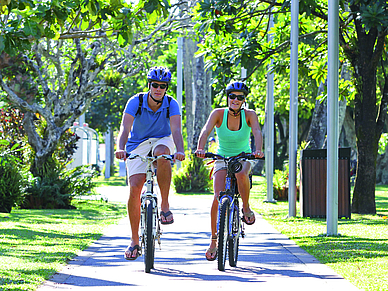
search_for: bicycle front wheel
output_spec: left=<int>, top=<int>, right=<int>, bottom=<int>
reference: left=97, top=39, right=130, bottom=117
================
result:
left=228, top=202, right=240, bottom=267
left=144, top=199, right=155, bottom=273
left=218, top=197, right=230, bottom=271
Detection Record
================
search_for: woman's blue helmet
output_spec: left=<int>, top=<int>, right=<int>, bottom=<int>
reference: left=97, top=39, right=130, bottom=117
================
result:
left=226, top=81, right=249, bottom=96
left=147, top=66, right=172, bottom=83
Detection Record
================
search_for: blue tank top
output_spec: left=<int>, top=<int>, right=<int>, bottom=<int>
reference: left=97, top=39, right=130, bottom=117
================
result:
left=216, top=109, right=251, bottom=157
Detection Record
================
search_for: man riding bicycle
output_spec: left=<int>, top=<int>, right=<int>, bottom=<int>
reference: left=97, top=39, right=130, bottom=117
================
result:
left=115, top=66, right=185, bottom=260
left=195, top=81, right=264, bottom=261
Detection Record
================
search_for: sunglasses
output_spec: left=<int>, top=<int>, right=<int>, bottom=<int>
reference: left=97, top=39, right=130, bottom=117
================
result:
left=151, top=83, right=167, bottom=89
left=228, top=93, right=245, bottom=101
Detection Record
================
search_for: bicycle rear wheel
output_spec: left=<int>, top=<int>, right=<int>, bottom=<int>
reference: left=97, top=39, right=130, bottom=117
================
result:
left=144, top=199, right=155, bottom=273
left=218, top=197, right=230, bottom=271
left=228, top=202, right=240, bottom=267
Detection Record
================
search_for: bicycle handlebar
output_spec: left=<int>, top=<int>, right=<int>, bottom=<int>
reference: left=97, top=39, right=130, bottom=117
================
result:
left=126, top=152, right=174, bottom=161
left=203, top=152, right=265, bottom=161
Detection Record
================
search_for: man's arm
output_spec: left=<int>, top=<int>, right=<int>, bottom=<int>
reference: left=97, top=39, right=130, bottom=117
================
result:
left=169, top=114, right=185, bottom=161
left=115, top=113, right=134, bottom=160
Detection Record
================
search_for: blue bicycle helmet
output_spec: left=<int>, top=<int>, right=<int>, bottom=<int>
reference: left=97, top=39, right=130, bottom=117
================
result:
left=226, top=81, right=249, bottom=96
left=147, top=66, right=172, bottom=83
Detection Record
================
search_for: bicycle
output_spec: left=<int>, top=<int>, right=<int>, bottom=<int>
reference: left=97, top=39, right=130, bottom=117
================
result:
left=126, top=153, right=174, bottom=273
left=204, top=152, right=263, bottom=271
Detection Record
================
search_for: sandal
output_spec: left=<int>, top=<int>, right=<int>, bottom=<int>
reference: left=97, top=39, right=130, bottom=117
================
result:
left=205, top=235, right=218, bottom=261
left=124, top=244, right=141, bottom=260
left=242, top=210, right=256, bottom=225
left=160, top=210, right=174, bottom=225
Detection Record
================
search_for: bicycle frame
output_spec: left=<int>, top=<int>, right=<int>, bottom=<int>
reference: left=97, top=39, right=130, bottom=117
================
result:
left=126, top=153, right=173, bottom=265
left=204, top=152, right=262, bottom=270
left=219, top=172, right=242, bottom=240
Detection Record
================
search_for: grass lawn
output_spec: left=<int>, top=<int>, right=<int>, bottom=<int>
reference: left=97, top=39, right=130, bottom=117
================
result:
left=0, top=200, right=127, bottom=291
left=250, top=175, right=388, bottom=291
left=1, top=173, right=387, bottom=291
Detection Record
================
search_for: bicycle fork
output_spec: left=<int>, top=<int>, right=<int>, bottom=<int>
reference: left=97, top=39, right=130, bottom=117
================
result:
left=140, top=194, right=162, bottom=252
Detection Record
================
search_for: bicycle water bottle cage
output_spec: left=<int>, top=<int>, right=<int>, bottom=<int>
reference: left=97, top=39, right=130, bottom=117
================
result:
left=228, top=160, right=242, bottom=173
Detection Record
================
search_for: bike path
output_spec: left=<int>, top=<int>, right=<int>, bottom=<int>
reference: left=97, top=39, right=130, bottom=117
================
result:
left=38, top=189, right=360, bottom=290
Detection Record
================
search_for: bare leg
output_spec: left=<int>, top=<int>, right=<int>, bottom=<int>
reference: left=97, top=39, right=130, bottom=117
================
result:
left=125, top=173, right=146, bottom=259
left=206, top=169, right=226, bottom=260
left=235, top=161, right=255, bottom=224
left=153, top=145, right=173, bottom=223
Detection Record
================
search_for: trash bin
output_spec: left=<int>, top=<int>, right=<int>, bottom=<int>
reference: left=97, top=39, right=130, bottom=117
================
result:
left=300, top=148, right=351, bottom=218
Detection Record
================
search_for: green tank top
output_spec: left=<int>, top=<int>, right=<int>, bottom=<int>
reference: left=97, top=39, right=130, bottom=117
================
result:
left=216, top=109, right=251, bottom=157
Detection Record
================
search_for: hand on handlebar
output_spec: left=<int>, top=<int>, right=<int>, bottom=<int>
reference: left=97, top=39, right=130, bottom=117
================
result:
left=195, top=149, right=206, bottom=158
left=252, top=149, right=264, bottom=158
left=174, top=151, right=185, bottom=161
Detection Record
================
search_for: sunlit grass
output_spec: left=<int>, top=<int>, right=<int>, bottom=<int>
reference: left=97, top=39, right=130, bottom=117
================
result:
left=0, top=200, right=127, bottom=291
left=250, top=175, right=388, bottom=291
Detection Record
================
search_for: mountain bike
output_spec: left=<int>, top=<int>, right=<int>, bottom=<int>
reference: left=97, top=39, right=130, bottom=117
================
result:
left=204, top=152, right=263, bottom=271
left=126, top=153, right=174, bottom=273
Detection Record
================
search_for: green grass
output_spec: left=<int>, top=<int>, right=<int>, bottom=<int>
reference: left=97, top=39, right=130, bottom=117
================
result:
left=1, top=175, right=387, bottom=291
left=250, top=176, right=388, bottom=291
left=92, top=174, right=127, bottom=187
left=0, top=200, right=127, bottom=291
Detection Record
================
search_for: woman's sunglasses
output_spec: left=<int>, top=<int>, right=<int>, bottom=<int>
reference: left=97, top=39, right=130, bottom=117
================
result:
left=151, top=83, right=167, bottom=89
left=228, top=93, right=245, bottom=101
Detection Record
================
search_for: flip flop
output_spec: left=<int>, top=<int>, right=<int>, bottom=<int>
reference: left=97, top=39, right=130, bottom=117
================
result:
left=205, top=247, right=217, bottom=261
left=205, top=235, right=218, bottom=261
left=124, top=244, right=141, bottom=260
left=160, top=210, right=174, bottom=225
left=242, top=210, right=256, bottom=225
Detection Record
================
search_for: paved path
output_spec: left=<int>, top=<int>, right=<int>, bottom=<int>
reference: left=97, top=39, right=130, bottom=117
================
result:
left=38, top=188, right=360, bottom=291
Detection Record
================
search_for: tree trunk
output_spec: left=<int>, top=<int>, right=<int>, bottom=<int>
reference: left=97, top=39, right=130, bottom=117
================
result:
left=192, top=46, right=211, bottom=151
left=339, top=107, right=357, bottom=160
left=23, top=111, right=62, bottom=177
left=350, top=32, right=380, bottom=214
left=183, top=37, right=195, bottom=150
left=305, top=82, right=327, bottom=150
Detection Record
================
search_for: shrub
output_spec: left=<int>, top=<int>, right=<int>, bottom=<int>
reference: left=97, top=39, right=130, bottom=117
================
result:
left=22, top=165, right=97, bottom=209
left=0, top=141, right=27, bottom=213
left=173, top=152, right=212, bottom=193
left=272, top=164, right=300, bottom=201
left=273, top=169, right=289, bottom=201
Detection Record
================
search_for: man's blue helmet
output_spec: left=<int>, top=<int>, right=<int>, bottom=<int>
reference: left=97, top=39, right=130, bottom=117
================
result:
left=147, top=66, right=171, bottom=83
left=226, top=81, right=249, bottom=96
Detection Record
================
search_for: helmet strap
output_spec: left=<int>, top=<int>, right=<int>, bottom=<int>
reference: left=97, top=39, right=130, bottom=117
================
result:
left=229, top=107, right=242, bottom=116
left=229, top=102, right=245, bottom=116
left=150, top=94, right=164, bottom=104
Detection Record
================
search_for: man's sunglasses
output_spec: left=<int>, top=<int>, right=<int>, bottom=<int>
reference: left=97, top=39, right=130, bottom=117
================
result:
left=151, top=83, right=168, bottom=89
left=228, top=93, right=245, bottom=101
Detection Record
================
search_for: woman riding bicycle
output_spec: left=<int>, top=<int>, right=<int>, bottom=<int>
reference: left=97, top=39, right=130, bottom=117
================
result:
left=195, top=81, right=264, bottom=261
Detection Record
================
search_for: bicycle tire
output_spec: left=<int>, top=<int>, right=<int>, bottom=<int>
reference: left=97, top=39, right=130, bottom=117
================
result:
left=218, top=197, right=230, bottom=271
left=228, top=202, right=240, bottom=267
left=144, top=199, right=155, bottom=273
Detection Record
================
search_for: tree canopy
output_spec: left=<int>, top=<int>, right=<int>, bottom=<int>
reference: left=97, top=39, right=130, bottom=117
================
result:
left=193, top=0, right=388, bottom=214
left=0, top=0, right=191, bottom=176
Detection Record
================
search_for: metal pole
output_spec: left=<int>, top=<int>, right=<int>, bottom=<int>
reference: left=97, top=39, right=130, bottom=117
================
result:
left=105, top=128, right=111, bottom=179
left=288, top=0, right=299, bottom=217
left=177, top=37, right=183, bottom=118
left=265, top=11, right=276, bottom=203
left=327, top=0, right=339, bottom=235
left=176, top=37, right=184, bottom=169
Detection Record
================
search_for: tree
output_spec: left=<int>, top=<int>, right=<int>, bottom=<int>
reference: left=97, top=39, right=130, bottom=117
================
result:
left=0, top=0, right=190, bottom=177
left=193, top=0, right=388, bottom=214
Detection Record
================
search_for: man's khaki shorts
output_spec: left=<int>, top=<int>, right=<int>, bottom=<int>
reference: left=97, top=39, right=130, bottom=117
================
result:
left=125, top=135, right=175, bottom=178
